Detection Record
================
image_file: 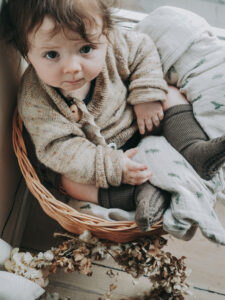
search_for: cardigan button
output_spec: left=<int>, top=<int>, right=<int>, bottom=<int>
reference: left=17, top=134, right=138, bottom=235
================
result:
left=108, top=142, right=117, bottom=150
left=70, top=104, right=82, bottom=122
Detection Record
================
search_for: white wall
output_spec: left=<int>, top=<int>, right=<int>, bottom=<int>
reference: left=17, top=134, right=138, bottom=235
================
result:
left=120, top=0, right=225, bottom=29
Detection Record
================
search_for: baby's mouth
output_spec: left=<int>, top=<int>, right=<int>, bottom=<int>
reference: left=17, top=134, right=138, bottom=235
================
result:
left=65, top=79, right=83, bottom=84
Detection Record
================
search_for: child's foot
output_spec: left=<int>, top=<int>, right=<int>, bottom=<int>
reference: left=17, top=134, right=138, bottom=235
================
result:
left=183, top=135, right=225, bottom=180
left=135, top=182, right=170, bottom=232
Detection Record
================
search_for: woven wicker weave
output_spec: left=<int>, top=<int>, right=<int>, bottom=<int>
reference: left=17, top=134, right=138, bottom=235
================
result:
left=12, top=108, right=165, bottom=242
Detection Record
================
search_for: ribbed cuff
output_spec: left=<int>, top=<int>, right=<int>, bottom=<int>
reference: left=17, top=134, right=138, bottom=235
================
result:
left=105, top=149, right=124, bottom=187
left=98, top=188, right=110, bottom=208
left=164, top=104, right=192, bottom=121
left=98, top=184, right=136, bottom=211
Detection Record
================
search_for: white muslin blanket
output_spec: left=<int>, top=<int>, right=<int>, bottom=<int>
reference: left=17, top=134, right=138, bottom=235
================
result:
left=135, top=6, right=225, bottom=244
left=70, top=6, right=225, bottom=245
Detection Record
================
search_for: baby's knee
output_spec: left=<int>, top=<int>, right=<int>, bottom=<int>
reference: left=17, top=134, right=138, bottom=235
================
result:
left=162, top=85, right=189, bottom=111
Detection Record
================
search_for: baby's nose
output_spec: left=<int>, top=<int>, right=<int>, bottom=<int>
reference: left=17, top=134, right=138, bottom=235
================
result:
left=63, top=57, right=82, bottom=73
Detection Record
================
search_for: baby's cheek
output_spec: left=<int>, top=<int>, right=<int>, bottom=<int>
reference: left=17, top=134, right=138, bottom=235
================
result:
left=86, top=66, right=101, bottom=80
left=42, top=72, right=60, bottom=87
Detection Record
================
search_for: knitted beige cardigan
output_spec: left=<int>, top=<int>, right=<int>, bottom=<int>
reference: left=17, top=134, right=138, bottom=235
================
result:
left=18, top=28, right=167, bottom=188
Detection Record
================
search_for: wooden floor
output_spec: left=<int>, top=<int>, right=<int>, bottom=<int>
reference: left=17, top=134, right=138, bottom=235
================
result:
left=21, top=195, right=225, bottom=300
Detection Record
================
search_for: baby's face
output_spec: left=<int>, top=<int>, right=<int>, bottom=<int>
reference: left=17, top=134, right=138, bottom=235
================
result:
left=27, top=16, right=108, bottom=94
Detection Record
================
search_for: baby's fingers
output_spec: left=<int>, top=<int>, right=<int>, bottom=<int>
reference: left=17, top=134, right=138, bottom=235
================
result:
left=125, top=170, right=152, bottom=185
left=158, top=110, right=164, bottom=120
left=151, top=115, right=160, bottom=127
left=134, top=170, right=152, bottom=184
left=145, top=118, right=153, bottom=132
left=137, top=118, right=145, bottom=135
left=128, top=159, right=148, bottom=172
left=125, top=147, right=139, bottom=159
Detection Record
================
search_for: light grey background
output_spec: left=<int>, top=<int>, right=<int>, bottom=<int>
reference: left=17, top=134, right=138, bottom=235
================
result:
left=120, top=0, right=225, bottom=29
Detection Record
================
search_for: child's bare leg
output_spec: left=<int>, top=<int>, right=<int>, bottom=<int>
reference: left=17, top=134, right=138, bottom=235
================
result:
left=62, top=175, right=136, bottom=210
left=61, top=175, right=98, bottom=203
left=62, top=171, right=169, bottom=231
left=162, top=85, right=188, bottom=111
left=162, top=86, right=225, bottom=180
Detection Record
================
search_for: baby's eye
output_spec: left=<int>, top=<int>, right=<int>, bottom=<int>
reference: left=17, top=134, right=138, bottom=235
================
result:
left=45, top=51, right=59, bottom=59
left=80, top=45, right=93, bottom=54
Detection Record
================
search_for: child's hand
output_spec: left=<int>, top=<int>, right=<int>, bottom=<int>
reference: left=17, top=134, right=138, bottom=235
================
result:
left=122, top=148, right=152, bottom=185
left=134, top=101, right=164, bottom=134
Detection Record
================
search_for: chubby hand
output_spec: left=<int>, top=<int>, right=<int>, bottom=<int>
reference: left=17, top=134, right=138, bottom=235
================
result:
left=134, top=101, right=164, bottom=134
left=122, top=148, right=152, bottom=185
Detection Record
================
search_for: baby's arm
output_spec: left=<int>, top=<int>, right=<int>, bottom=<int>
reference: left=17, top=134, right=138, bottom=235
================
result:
left=121, top=31, right=167, bottom=134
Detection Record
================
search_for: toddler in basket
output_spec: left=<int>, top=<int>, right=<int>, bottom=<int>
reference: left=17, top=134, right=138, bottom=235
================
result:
left=2, top=0, right=225, bottom=232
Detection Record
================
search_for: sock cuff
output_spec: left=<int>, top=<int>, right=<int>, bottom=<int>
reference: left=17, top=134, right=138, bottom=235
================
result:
left=98, top=188, right=110, bottom=208
left=98, top=185, right=136, bottom=210
left=164, top=104, right=192, bottom=121
left=162, top=103, right=208, bottom=153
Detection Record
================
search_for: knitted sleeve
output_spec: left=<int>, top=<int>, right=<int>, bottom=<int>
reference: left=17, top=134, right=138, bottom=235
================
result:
left=18, top=70, right=124, bottom=188
left=36, top=133, right=124, bottom=188
left=116, top=30, right=168, bottom=104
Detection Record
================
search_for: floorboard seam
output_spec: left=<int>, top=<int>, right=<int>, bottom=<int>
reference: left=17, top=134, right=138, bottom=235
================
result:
left=193, top=286, right=225, bottom=297
left=93, top=262, right=225, bottom=296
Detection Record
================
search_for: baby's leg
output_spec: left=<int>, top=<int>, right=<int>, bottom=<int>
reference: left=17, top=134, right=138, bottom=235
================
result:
left=162, top=86, right=225, bottom=180
left=62, top=175, right=136, bottom=211
left=162, top=85, right=189, bottom=109
left=62, top=174, right=169, bottom=230
left=61, top=175, right=98, bottom=203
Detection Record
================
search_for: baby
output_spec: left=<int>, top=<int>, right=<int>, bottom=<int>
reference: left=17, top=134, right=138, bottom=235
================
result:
left=2, top=0, right=225, bottom=232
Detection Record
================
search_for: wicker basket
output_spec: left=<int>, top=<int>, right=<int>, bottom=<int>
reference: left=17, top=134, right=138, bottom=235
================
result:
left=12, top=108, right=165, bottom=243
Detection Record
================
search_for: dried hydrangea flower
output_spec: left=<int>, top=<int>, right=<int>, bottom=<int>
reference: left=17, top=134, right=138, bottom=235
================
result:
left=4, top=247, right=54, bottom=288
left=4, top=230, right=191, bottom=299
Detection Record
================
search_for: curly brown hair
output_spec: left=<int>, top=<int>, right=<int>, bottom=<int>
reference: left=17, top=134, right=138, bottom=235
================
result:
left=0, top=0, right=117, bottom=58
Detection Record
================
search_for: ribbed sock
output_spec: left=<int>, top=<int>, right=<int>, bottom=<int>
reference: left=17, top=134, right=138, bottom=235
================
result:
left=98, top=184, right=136, bottom=211
left=135, top=182, right=170, bottom=232
left=163, top=104, right=225, bottom=180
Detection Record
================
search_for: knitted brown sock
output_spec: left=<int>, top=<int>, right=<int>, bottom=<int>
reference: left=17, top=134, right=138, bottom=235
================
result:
left=135, top=182, right=170, bottom=232
left=98, top=184, right=136, bottom=211
left=163, top=104, right=225, bottom=180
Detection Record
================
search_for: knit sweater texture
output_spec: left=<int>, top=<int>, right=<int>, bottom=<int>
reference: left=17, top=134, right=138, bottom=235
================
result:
left=18, top=28, right=168, bottom=188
